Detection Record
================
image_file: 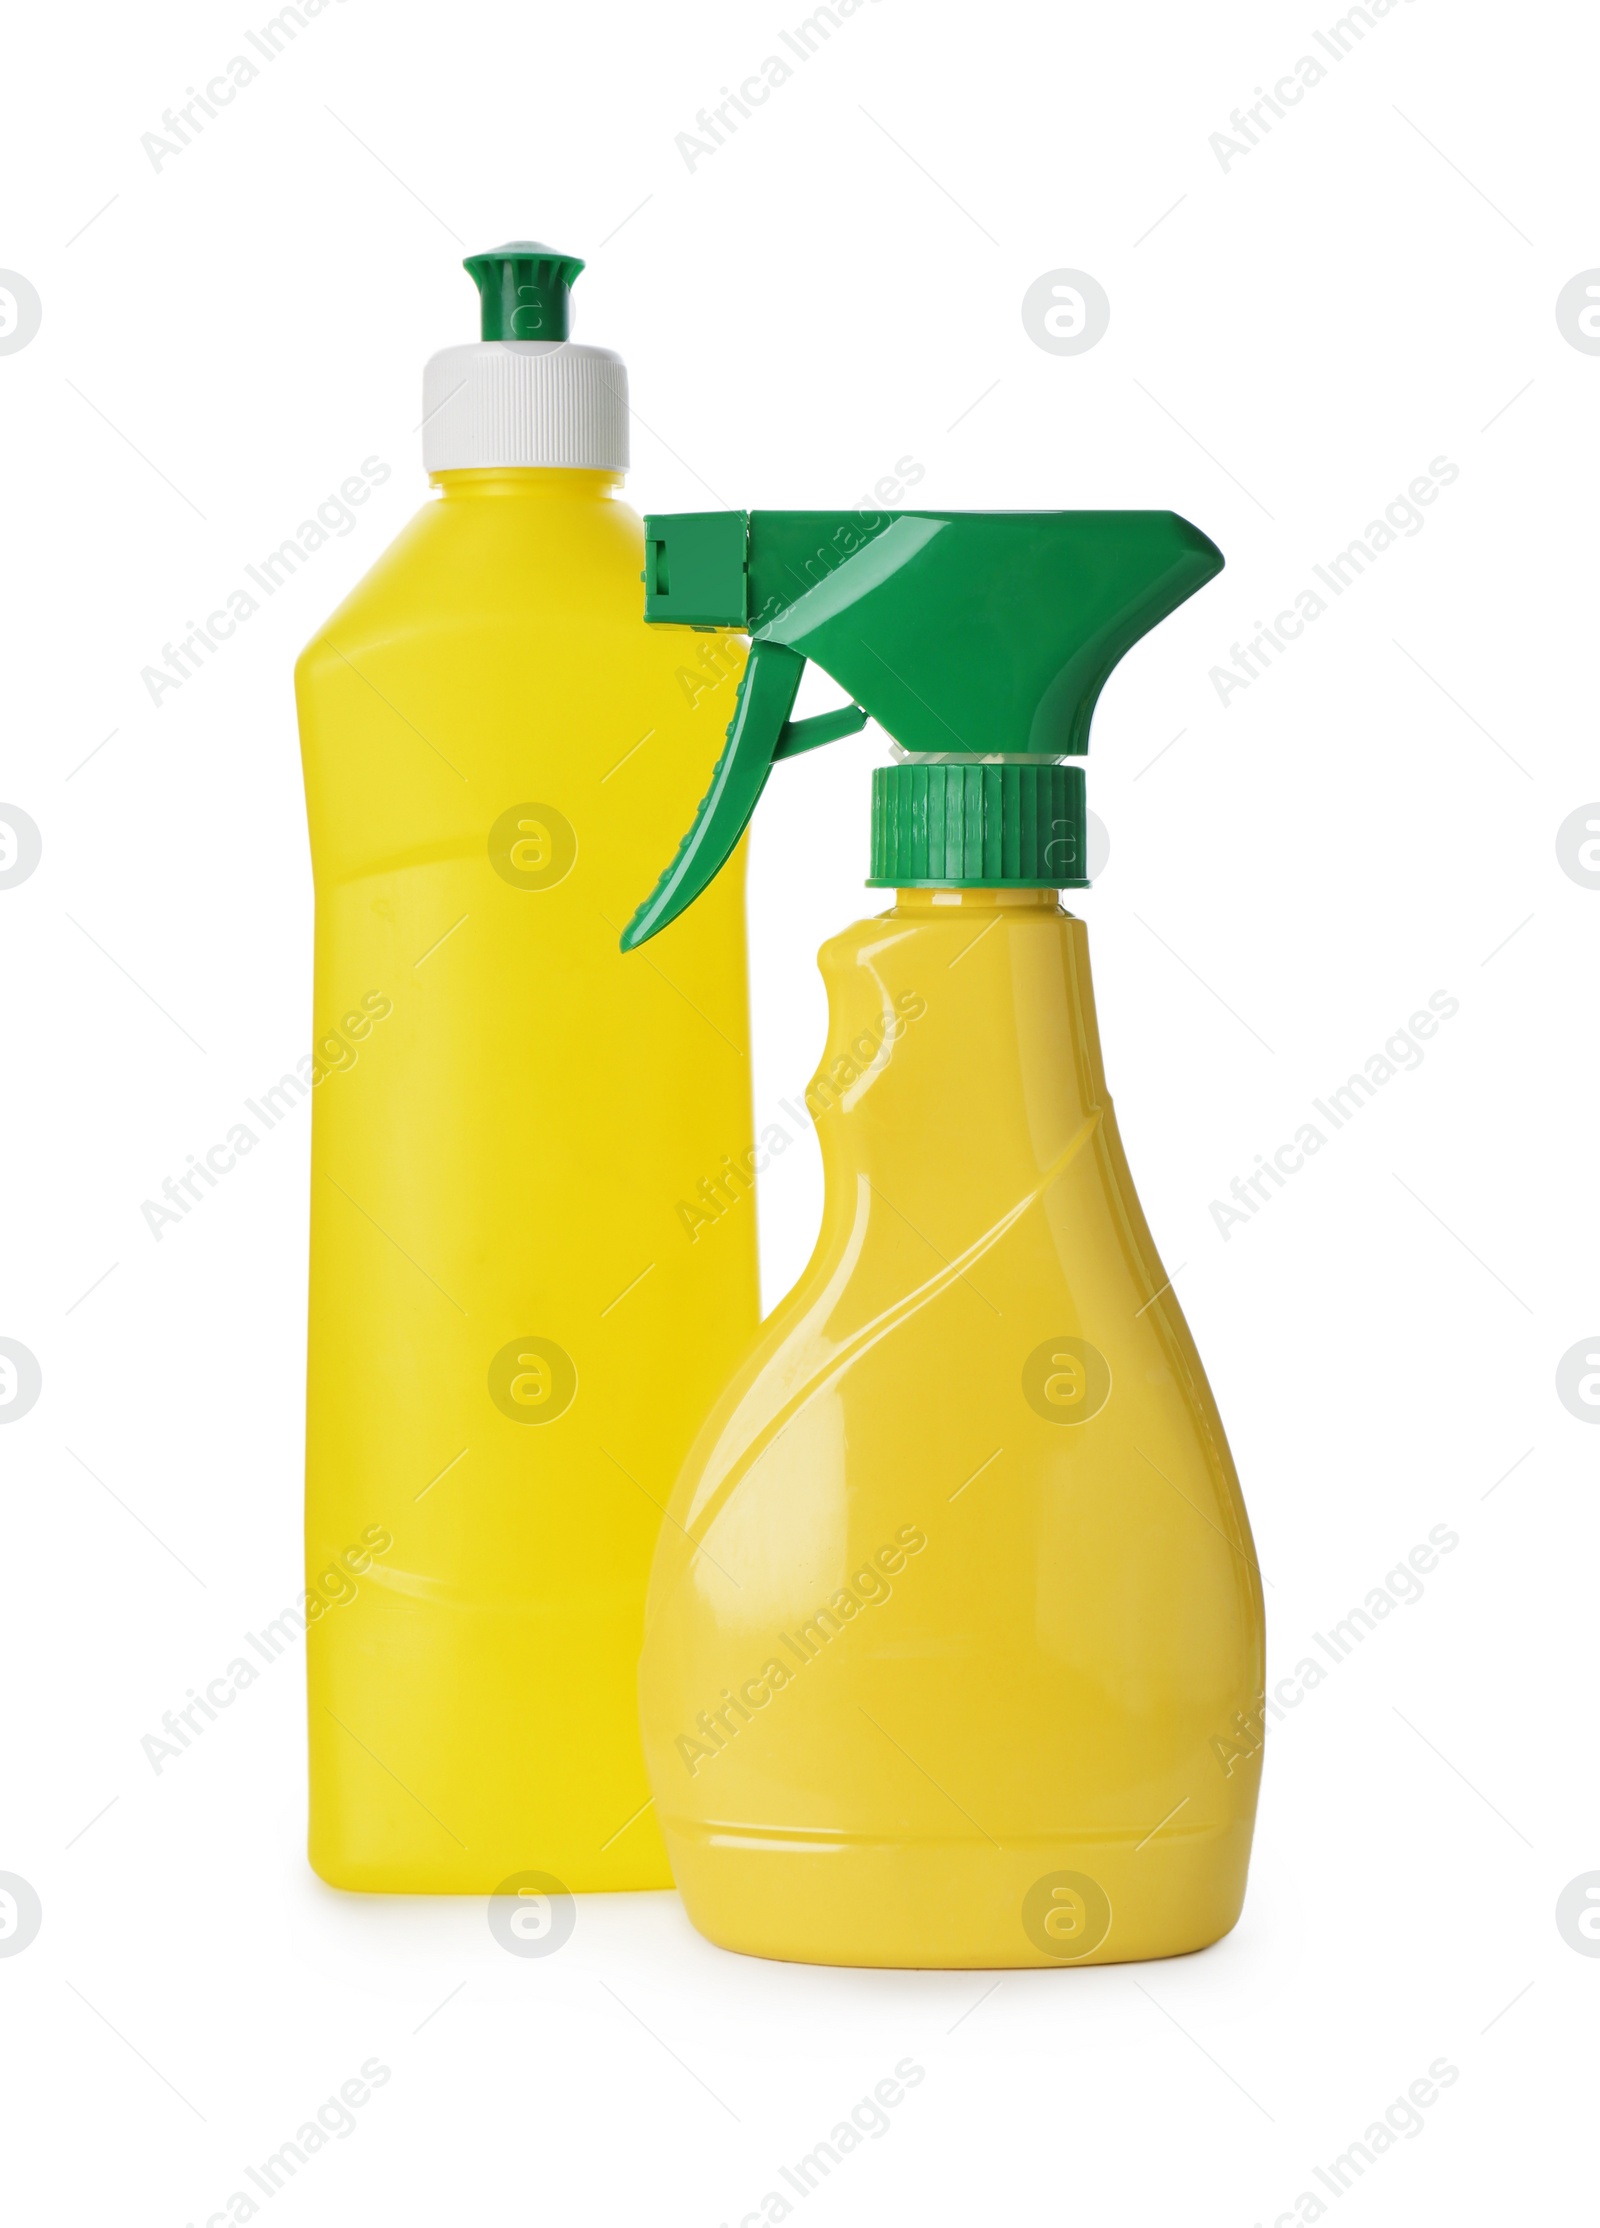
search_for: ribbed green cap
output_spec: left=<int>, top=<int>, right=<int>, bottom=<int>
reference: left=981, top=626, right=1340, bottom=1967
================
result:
left=869, top=762, right=1088, bottom=889
left=463, top=241, right=585, bottom=340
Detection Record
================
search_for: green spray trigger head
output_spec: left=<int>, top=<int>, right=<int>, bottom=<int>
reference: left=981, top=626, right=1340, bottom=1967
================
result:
left=622, top=508, right=1223, bottom=949
left=463, top=241, right=585, bottom=341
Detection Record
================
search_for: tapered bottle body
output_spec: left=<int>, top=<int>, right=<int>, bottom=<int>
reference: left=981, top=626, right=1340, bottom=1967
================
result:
left=297, top=469, right=758, bottom=1892
left=638, top=889, right=1263, bottom=1965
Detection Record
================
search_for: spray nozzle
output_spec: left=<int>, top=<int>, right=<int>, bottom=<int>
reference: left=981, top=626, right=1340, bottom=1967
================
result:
left=463, top=241, right=586, bottom=341
left=622, top=509, right=1223, bottom=950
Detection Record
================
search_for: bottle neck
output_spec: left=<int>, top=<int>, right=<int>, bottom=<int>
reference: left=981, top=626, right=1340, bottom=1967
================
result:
left=428, top=468, right=625, bottom=504
left=804, top=900, right=1106, bottom=1242
left=892, top=888, right=1066, bottom=914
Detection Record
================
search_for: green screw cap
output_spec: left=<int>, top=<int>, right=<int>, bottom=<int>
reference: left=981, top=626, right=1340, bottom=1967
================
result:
left=870, top=762, right=1088, bottom=889
left=463, top=241, right=585, bottom=342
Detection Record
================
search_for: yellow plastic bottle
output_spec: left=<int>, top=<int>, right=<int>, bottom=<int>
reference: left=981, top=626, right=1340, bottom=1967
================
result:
left=295, top=246, right=757, bottom=1893
left=625, top=507, right=1264, bottom=1965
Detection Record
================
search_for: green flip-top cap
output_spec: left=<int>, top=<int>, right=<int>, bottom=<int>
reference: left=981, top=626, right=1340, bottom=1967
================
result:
left=463, top=241, right=586, bottom=341
left=624, top=508, right=1223, bottom=948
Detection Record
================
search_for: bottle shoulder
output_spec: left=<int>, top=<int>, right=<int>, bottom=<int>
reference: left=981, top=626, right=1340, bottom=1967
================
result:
left=295, top=488, right=648, bottom=687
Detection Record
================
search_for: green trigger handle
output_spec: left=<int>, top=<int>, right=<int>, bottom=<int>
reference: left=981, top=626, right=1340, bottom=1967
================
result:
left=620, top=641, right=866, bottom=950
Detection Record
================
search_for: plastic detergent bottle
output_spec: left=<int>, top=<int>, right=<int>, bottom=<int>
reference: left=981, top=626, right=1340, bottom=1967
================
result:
left=295, top=247, right=758, bottom=1893
left=623, top=508, right=1264, bottom=1966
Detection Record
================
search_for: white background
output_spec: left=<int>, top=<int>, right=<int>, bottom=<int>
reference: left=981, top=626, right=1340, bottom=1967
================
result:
left=1, top=0, right=1595, bottom=2220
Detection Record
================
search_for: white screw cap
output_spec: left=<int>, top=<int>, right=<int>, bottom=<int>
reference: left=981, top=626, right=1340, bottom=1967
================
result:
left=422, top=340, right=630, bottom=473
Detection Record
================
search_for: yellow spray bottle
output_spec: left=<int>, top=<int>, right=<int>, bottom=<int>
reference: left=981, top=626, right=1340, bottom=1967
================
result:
left=623, top=509, right=1264, bottom=1965
left=295, top=248, right=758, bottom=1893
